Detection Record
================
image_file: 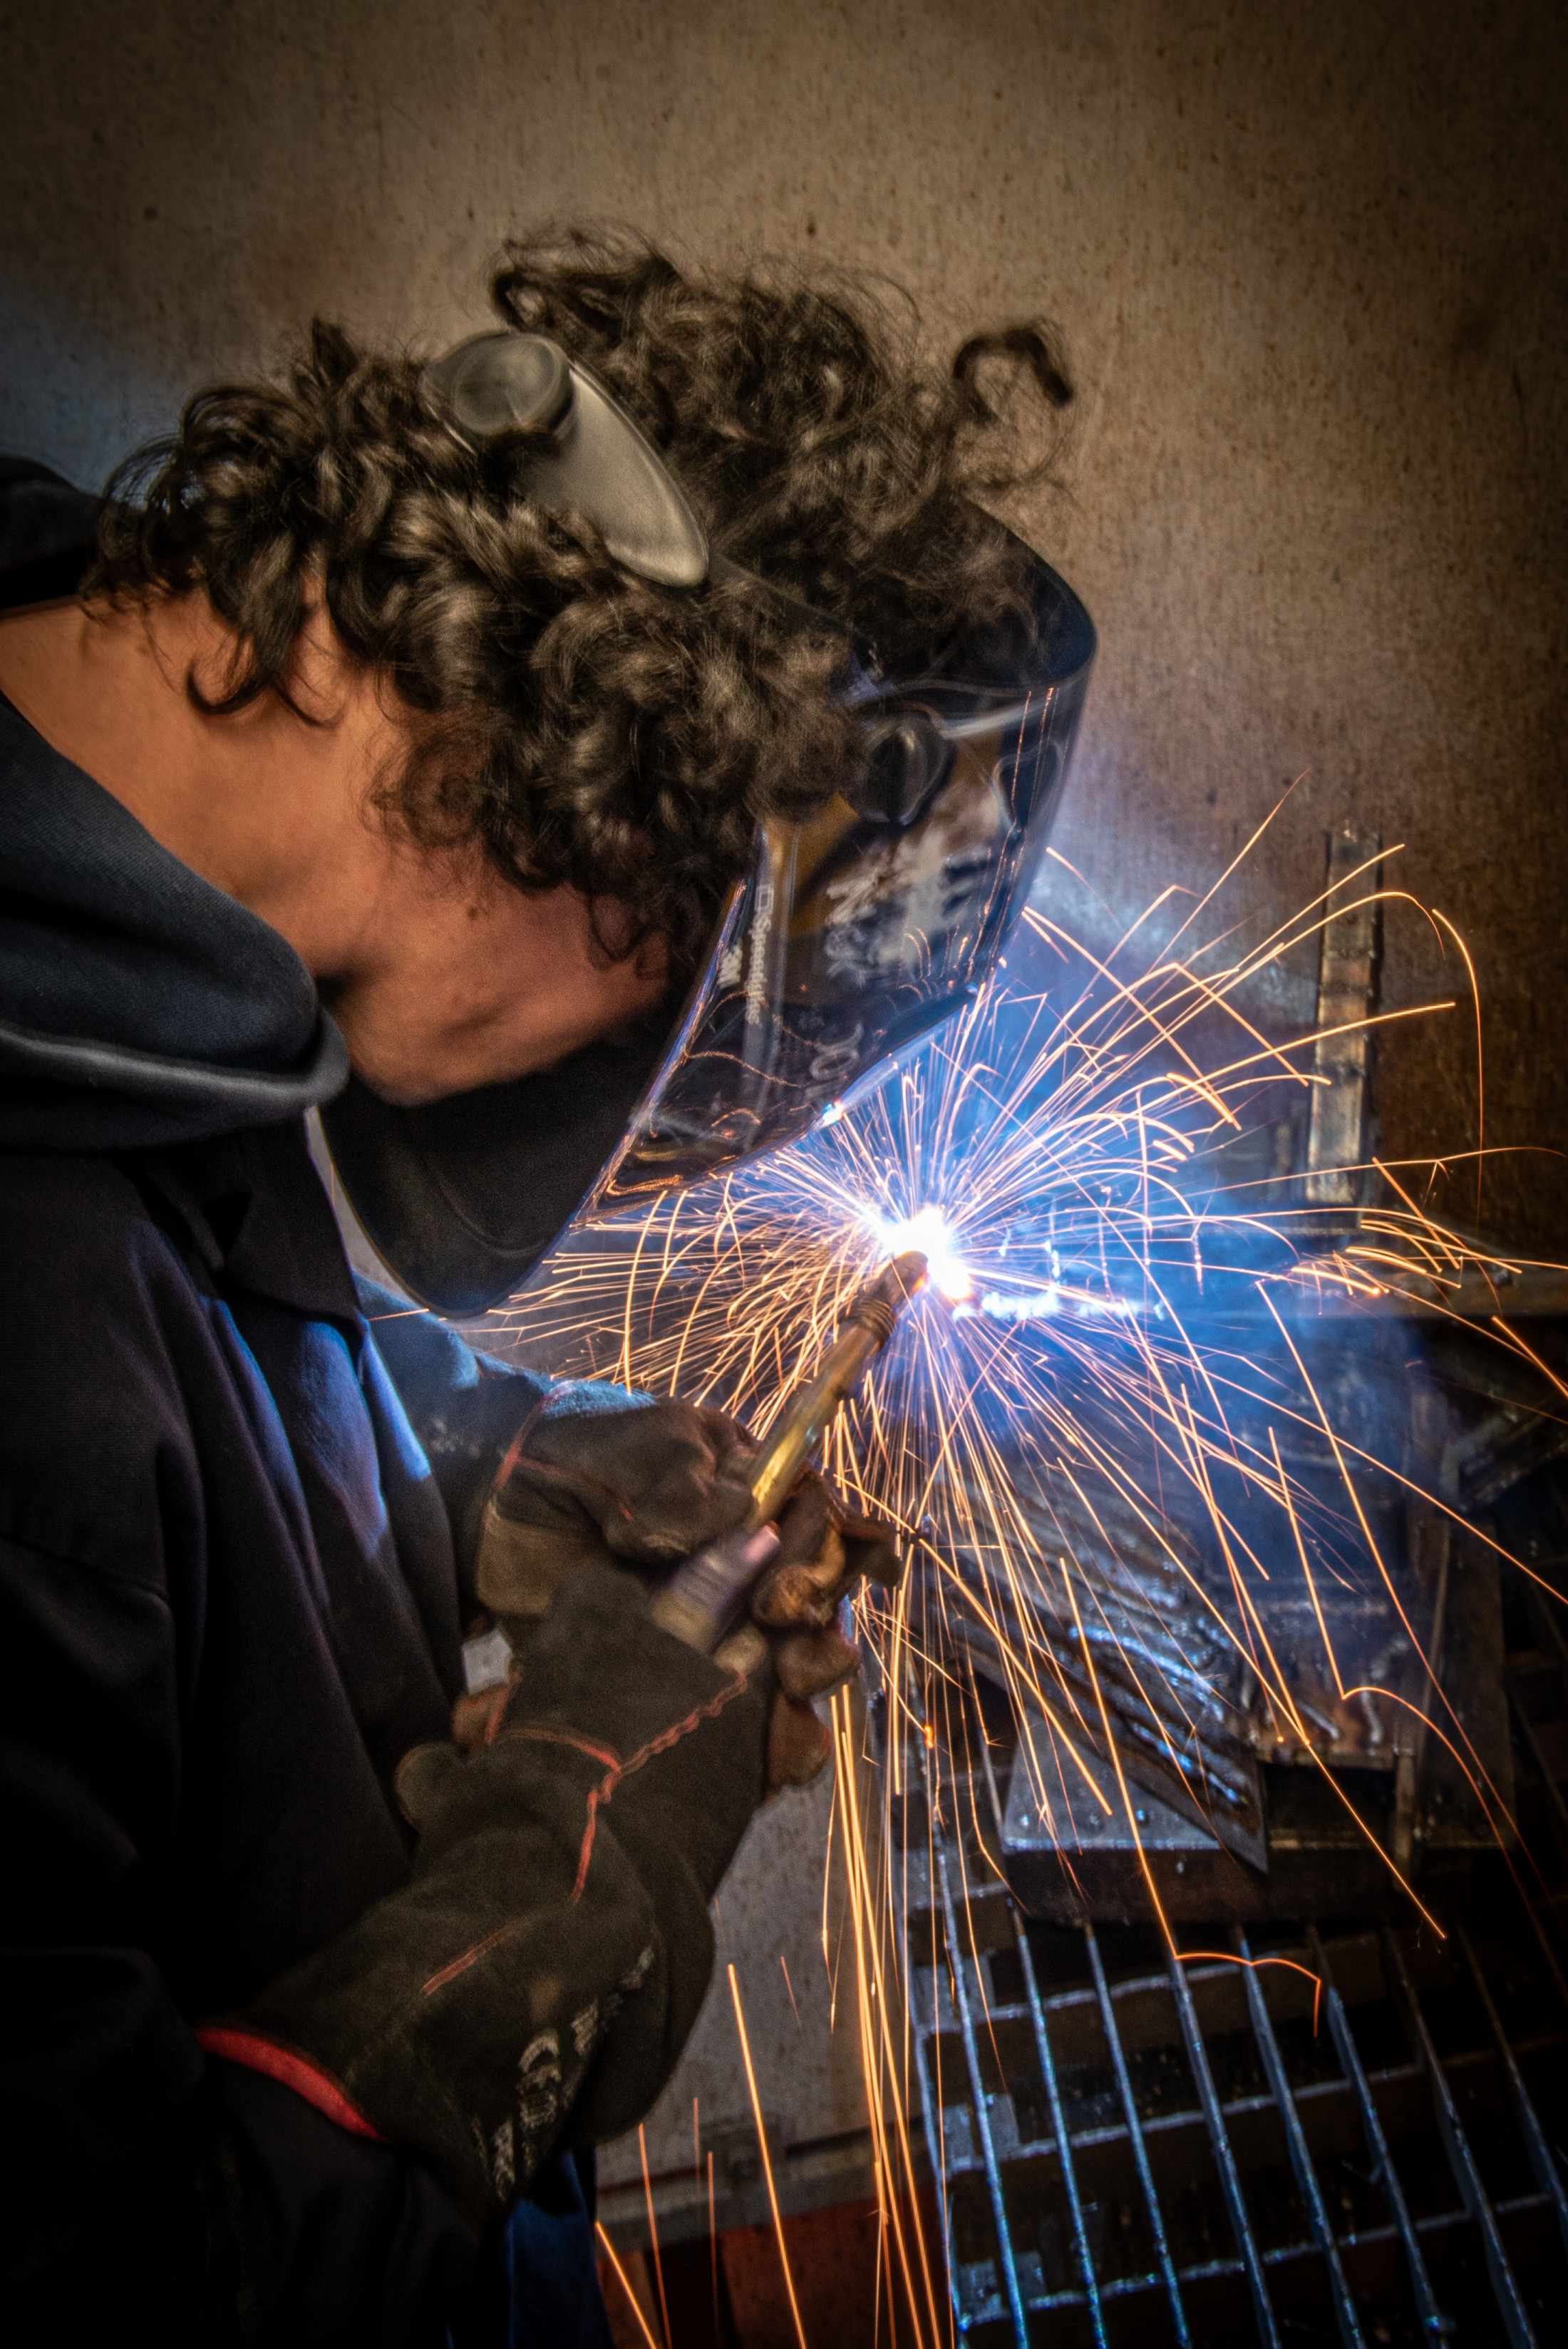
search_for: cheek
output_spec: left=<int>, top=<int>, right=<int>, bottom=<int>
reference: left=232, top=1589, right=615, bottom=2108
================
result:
left=336, top=909, right=668, bottom=1104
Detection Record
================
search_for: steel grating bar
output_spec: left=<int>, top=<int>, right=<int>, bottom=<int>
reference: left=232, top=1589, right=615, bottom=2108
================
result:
left=1024, top=2191, right=1559, bottom=2307
left=1006, top=1904, right=1108, bottom=2342
left=1167, top=1948, right=1282, bottom=2348
left=892, top=1702, right=1566, bottom=2344
left=1234, top=1930, right=1364, bottom=2347
left=1306, top=1926, right=1446, bottom=2337
left=976, top=1732, right=1108, bottom=2344
left=1454, top=1923, right=1568, bottom=2262
left=891, top=1784, right=990, bottom=2331
left=1085, top=1923, right=1192, bottom=2344
left=1521, top=1891, right=1568, bottom=2010
left=922, top=1749, right=1029, bottom=2343
left=1379, top=1928, right=1537, bottom=2349
left=910, top=2019, right=956, bottom=2281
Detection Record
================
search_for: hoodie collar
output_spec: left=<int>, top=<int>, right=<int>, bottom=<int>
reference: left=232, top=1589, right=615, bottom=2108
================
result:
left=0, top=461, right=348, bottom=1153
left=0, top=689, right=349, bottom=1151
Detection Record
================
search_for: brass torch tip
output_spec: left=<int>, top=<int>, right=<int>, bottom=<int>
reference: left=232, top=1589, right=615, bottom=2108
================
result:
left=889, top=1250, right=931, bottom=1300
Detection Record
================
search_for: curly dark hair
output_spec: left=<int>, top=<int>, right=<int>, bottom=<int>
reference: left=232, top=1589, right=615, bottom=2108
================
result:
left=88, top=227, right=1073, bottom=965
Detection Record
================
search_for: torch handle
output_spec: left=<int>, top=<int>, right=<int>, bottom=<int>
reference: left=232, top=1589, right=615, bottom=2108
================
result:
left=645, top=1521, right=785, bottom=1655
left=741, top=1319, right=884, bottom=1531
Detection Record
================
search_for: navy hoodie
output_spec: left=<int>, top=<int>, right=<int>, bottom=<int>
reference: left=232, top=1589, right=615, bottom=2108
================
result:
left=0, top=465, right=613, bottom=2346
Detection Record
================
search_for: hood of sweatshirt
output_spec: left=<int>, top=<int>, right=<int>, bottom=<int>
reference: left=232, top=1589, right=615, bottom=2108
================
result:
left=0, top=460, right=348, bottom=1152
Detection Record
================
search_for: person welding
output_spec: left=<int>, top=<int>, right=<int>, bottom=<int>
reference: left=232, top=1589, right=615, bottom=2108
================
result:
left=0, top=230, right=1093, bottom=2345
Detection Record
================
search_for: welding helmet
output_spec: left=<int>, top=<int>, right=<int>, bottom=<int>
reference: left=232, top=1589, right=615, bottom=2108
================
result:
left=321, top=331, right=1095, bottom=1315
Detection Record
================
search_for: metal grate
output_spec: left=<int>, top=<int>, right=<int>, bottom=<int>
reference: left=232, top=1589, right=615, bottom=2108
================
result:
left=893, top=1724, right=1568, bottom=2346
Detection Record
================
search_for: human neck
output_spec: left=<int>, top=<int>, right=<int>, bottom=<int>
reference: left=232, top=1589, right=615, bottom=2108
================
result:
left=0, top=590, right=400, bottom=982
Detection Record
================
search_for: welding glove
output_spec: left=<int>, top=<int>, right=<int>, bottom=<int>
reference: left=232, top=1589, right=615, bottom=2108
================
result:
left=741, top=1470, right=903, bottom=1787
left=220, top=1566, right=770, bottom=2235
left=462, top=1394, right=901, bottom=1784
left=471, top=1394, right=759, bottom=1620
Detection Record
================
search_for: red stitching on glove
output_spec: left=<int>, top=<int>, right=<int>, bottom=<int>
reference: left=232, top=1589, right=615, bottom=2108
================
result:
left=492, top=1392, right=552, bottom=1496
left=508, top=1670, right=750, bottom=1902
left=421, top=1922, right=511, bottom=1996
left=492, top=1394, right=640, bottom=1533
left=573, top=1784, right=608, bottom=1902
left=195, top=2026, right=387, bottom=2141
left=614, top=1671, right=751, bottom=1787
left=503, top=1725, right=622, bottom=1769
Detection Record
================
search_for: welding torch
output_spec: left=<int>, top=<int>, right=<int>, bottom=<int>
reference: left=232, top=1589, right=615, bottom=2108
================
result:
left=647, top=1249, right=929, bottom=1666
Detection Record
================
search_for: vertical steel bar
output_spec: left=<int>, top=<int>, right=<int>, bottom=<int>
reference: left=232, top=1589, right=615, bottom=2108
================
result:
left=910, top=2015, right=961, bottom=2329
left=1454, top=1923, right=1568, bottom=2260
left=887, top=1705, right=967, bottom=2337
left=1379, top=1928, right=1538, bottom=2349
left=1166, top=1951, right=1282, bottom=2348
left=1084, top=1923, right=1191, bottom=2345
left=924, top=1743, right=1029, bottom=2344
left=882, top=1690, right=966, bottom=2338
left=976, top=1732, right=1106, bottom=2342
left=1006, top=1903, right=1108, bottom=2342
left=1304, top=826, right=1381, bottom=1211
left=1306, top=1928, right=1446, bottom=2337
left=1235, top=1930, right=1363, bottom=2348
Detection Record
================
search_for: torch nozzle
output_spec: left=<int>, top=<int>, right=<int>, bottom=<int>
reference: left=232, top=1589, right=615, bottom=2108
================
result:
left=841, top=1250, right=930, bottom=1347
left=649, top=1250, right=929, bottom=1652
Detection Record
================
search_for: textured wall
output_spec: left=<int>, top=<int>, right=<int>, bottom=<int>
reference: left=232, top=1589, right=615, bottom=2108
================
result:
left=4, top=0, right=1564, bottom=1245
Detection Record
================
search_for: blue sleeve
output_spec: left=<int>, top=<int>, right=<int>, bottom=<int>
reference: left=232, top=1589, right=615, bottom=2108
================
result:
left=353, top=1279, right=649, bottom=1596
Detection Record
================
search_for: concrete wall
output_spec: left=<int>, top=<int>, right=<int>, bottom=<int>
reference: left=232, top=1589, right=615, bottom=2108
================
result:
left=6, top=0, right=1564, bottom=1244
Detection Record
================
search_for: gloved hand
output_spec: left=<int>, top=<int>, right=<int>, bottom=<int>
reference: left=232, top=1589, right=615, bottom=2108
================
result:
left=733, top=1471, right=902, bottom=1787
left=461, top=1394, right=902, bottom=1785
left=218, top=1567, right=771, bottom=2234
left=473, top=1394, right=759, bottom=1618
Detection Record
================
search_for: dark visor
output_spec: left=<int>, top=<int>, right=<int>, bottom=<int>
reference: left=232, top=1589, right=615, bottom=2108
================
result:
left=321, top=549, right=1094, bottom=1315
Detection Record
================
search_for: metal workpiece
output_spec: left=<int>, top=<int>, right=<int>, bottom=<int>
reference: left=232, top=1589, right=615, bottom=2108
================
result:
left=1302, top=1260, right=1568, bottom=1320
left=967, top=1325, right=1525, bottom=1922
left=1393, top=1373, right=1454, bottom=1877
left=964, top=1604, right=1268, bottom=1876
left=1304, top=828, right=1382, bottom=1217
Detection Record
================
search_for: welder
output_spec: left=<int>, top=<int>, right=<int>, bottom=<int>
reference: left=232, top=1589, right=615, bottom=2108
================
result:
left=0, top=229, right=1094, bottom=2345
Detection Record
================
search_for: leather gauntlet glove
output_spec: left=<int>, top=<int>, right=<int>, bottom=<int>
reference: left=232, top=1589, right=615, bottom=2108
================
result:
left=740, top=1471, right=902, bottom=1787
left=473, top=1394, right=758, bottom=1623
left=213, top=1568, right=770, bottom=2234
left=463, top=1394, right=902, bottom=1787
